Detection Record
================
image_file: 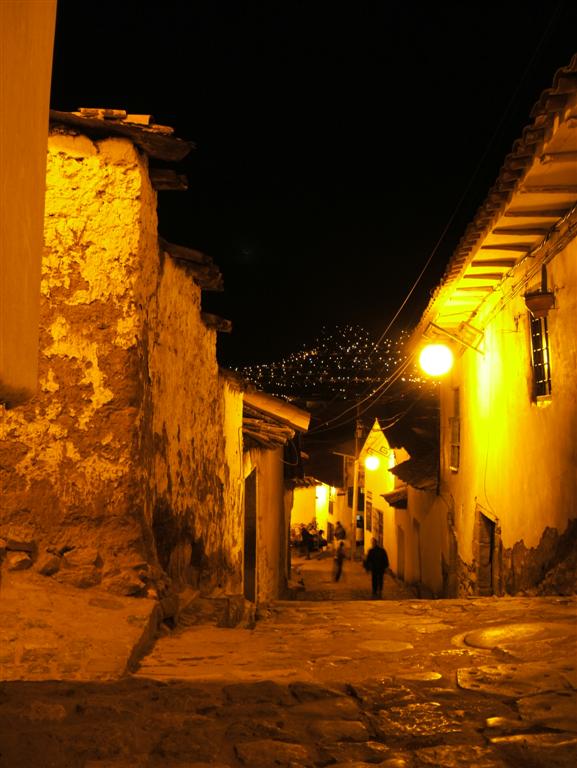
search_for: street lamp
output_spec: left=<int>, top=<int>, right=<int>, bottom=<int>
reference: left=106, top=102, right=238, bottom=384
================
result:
left=418, top=343, right=454, bottom=377
left=364, top=454, right=380, bottom=471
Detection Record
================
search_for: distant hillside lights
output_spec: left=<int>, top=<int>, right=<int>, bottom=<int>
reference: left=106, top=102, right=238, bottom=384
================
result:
left=236, top=324, right=421, bottom=398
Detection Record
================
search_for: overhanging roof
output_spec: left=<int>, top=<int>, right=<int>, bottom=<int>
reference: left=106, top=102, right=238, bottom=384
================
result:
left=160, top=239, right=223, bottom=291
left=381, top=485, right=408, bottom=508
left=410, top=54, right=577, bottom=353
left=390, top=452, right=438, bottom=491
left=49, top=109, right=194, bottom=162
left=243, top=390, right=311, bottom=432
left=289, top=476, right=325, bottom=489
left=242, top=390, right=311, bottom=451
left=243, top=405, right=296, bottom=450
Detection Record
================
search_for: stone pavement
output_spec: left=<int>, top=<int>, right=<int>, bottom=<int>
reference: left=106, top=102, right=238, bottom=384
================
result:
left=1, top=553, right=576, bottom=767
left=0, top=569, right=159, bottom=682
left=289, top=551, right=419, bottom=601
left=0, top=553, right=403, bottom=684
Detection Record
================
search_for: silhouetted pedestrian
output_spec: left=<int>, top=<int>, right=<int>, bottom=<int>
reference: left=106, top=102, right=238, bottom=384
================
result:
left=334, top=521, right=346, bottom=543
left=363, top=537, right=389, bottom=598
left=316, top=529, right=327, bottom=558
left=334, top=540, right=346, bottom=582
left=300, top=525, right=314, bottom=559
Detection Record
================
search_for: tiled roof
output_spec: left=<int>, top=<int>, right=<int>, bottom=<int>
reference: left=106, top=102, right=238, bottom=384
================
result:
left=390, top=451, right=438, bottom=492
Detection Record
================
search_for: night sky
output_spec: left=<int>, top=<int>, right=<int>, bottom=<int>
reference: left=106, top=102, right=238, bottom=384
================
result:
left=50, top=1, right=577, bottom=367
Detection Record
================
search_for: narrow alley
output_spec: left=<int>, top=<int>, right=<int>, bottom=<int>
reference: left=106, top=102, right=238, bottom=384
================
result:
left=1, top=11, right=577, bottom=768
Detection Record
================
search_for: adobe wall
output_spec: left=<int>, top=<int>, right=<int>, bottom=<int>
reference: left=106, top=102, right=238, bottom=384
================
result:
left=0, top=131, right=156, bottom=594
left=0, top=129, right=244, bottom=599
left=143, top=256, right=244, bottom=594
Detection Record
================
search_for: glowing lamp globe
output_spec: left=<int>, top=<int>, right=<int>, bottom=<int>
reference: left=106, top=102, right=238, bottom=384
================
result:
left=419, top=343, right=453, bottom=376
left=364, top=455, right=380, bottom=471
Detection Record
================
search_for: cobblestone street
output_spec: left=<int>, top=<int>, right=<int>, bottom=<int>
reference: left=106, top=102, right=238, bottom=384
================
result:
left=1, top=555, right=576, bottom=767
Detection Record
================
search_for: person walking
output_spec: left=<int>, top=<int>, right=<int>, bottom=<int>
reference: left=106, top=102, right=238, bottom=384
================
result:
left=334, top=521, right=347, bottom=547
left=300, top=525, right=314, bottom=559
left=363, top=537, right=389, bottom=599
left=333, top=540, right=346, bottom=582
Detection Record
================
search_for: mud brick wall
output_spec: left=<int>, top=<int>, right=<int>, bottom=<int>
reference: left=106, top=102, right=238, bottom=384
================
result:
left=0, top=129, right=243, bottom=597
left=143, top=255, right=243, bottom=594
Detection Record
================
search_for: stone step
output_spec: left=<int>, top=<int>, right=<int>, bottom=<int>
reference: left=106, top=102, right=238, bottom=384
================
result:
left=177, top=594, right=255, bottom=629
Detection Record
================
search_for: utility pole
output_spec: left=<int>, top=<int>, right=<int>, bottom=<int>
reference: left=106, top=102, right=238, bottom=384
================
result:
left=350, top=405, right=363, bottom=561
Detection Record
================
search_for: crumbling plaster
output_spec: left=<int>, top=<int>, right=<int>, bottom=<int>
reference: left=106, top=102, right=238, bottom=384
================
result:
left=143, top=256, right=243, bottom=594
left=0, top=133, right=150, bottom=578
left=0, top=129, right=243, bottom=599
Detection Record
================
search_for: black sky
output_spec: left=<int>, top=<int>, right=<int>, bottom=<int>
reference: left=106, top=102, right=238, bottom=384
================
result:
left=50, top=1, right=577, bottom=367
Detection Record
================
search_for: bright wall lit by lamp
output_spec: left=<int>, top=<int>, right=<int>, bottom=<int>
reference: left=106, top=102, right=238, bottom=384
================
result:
left=364, top=454, right=380, bottom=471
left=316, top=485, right=328, bottom=503
left=419, top=343, right=454, bottom=376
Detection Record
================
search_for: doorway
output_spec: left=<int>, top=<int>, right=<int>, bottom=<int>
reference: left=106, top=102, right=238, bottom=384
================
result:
left=397, top=525, right=405, bottom=580
left=244, top=470, right=257, bottom=602
left=412, top=518, right=422, bottom=584
left=478, top=512, right=495, bottom=596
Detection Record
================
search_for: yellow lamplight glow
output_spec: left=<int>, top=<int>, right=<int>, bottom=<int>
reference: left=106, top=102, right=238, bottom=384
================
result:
left=364, top=454, right=380, bottom=471
left=419, top=343, right=454, bottom=376
left=316, top=485, right=328, bottom=502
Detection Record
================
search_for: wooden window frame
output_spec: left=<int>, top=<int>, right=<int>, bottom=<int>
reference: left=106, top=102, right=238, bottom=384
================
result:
left=529, top=314, right=552, bottom=400
left=449, top=387, right=460, bottom=472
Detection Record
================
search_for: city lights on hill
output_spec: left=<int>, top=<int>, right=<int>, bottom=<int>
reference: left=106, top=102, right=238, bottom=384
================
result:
left=235, top=324, right=422, bottom=399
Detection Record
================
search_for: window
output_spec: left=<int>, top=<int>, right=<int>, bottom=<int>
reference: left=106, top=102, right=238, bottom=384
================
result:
left=376, top=509, right=384, bottom=546
left=347, top=486, right=365, bottom=511
left=529, top=314, right=552, bottom=398
left=449, top=387, right=460, bottom=472
left=365, top=493, right=373, bottom=532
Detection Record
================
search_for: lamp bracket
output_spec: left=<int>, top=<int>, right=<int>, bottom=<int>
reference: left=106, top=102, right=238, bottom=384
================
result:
left=426, top=322, right=484, bottom=355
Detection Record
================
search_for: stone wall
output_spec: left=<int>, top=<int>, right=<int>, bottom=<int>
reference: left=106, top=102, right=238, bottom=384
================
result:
left=0, top=131, right=155, bottom=594
left=143, top=255, right=243, bottom=595
left=0, top=128, right=243, bottom=599
left=503, top=518, right=577, bottom=596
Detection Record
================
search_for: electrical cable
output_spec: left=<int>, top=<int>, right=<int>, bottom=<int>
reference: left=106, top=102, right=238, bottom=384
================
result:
left=366, top=0, right=567, bottom=367
left=308, top=353, right=420, bottom=435
left=304, top=12, right=568, bottom=435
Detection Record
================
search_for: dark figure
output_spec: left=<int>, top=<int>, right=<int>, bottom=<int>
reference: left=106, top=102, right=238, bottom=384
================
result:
left=334, top=541, right=346, bottom=582
left=300, top=525, right=314, bottom=559
left=316, top=529, right=327, bottom=558
left=334, top=521, right=346, bottom=542
left=363, top=537, right=389, bottom=598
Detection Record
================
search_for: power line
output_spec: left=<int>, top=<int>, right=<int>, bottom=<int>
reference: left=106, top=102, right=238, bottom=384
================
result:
left=305, top=14, right=567, bottom=434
